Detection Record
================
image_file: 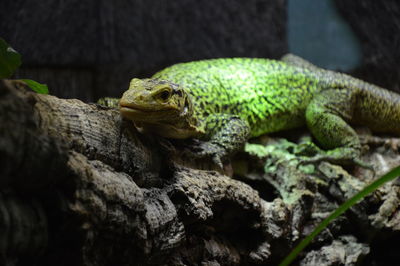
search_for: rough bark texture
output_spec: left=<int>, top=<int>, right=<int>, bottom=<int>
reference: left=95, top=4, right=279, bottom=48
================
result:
left=1, top=80, right=400, bottom=266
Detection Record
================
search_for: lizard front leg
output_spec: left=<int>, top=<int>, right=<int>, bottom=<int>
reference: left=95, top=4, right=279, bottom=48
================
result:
left=187, top=113, right=250, bottom=168
left=302, top=89, right=371, bottom=168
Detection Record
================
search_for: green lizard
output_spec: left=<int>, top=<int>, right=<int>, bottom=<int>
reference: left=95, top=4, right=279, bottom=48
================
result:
left=99, top=54, right=400, bottom=167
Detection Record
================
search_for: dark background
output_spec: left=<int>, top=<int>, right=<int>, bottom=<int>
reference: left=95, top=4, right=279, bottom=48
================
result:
left=1, top=0, right=400, bottom=102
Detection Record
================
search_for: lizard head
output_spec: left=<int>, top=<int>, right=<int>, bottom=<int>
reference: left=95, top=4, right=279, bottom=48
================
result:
left=119, top=78, right=201, bottom=138
left=119, top=78, right=190, bottom=122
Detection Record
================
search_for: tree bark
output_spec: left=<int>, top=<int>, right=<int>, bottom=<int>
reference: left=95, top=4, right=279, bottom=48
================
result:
left=1, top=80, right=399, bottom=266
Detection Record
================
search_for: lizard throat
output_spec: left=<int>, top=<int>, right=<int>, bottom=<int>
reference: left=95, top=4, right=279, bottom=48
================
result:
left=134, top=122, right=202, bottom=139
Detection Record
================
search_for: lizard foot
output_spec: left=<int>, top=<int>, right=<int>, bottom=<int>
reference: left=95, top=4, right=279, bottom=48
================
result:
left=183, top=139, right=227, bottom=169
left=293, top=142, right=375, bottom=174
left=293, top=141, right=324, bottom=157
left=295, top=154, right=375, bottom=176
left=297, top=154, right=372, bottom=169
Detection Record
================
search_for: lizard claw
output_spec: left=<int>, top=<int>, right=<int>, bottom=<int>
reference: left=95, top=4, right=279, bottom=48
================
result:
left=292, top=141, right=375, bottom=174
left=211, top=154, right=224, bottom=170
left=183, top=140, right=227, bottom=169
left=295, top=154, right=375, bottom=175
left=293, top=141, right=323, bottom=157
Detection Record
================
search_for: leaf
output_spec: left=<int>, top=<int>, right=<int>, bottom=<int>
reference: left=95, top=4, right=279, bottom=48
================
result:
left=20, top=79, right=49, bottom=94
left=0, top=38, right=22, bottom=78
left=279, top=165, right=400, bottom=266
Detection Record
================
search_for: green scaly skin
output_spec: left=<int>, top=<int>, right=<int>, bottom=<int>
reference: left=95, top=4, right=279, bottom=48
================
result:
left=100, top=54, right=400, bottom=168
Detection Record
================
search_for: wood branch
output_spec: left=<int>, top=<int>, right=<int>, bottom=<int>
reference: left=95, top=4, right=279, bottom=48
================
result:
left=1, top=80, right=400, bottom=265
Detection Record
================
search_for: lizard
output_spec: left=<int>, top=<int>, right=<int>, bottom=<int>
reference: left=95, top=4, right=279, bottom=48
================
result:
left=98, top=54, right=400, bottom=168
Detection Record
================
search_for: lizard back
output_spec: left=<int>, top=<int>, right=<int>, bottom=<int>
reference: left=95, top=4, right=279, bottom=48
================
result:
left=152, top=58, right=324, bottom=137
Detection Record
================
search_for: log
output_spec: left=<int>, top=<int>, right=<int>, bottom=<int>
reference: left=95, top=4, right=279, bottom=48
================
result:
left=1, top=80, right=399, bottom=265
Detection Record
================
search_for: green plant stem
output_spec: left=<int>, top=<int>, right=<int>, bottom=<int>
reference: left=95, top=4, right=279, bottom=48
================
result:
left=279, top=165, right=400, bottom=266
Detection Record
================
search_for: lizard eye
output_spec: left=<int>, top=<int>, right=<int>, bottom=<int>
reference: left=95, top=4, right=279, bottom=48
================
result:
left=159, top=90, right=171, bottom=101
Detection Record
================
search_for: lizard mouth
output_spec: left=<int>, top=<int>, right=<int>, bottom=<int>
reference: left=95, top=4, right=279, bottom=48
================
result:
left=119, top=106, right=163, bottom=122
left=119, top=102, right=161, bottom=112
left=119, top=103, right=180, bottom=122
left=119, top=101, right=180, bottom=112
left=120, top=105, right=160, bottom=113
